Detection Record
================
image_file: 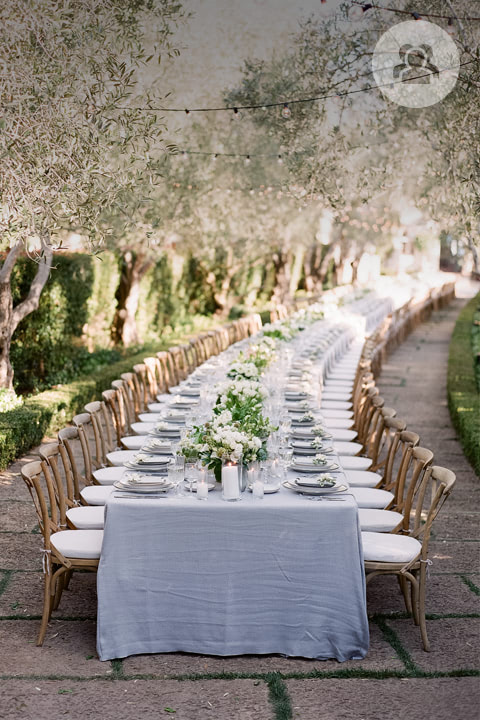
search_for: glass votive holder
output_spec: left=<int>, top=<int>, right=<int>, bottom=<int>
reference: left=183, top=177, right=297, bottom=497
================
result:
left=196, top=468, right=209, bottom=501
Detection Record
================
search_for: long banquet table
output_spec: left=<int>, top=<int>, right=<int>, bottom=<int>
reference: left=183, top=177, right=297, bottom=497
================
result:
left=97, top=478, right=369, bottom=661
left=94, top=298, right=394, bottom=662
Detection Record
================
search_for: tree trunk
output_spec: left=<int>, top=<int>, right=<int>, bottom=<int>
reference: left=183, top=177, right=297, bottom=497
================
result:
left=0, top=237, right=53, bottom=390
left=111, top=251, right=152, bottom=347
left=0, top=279, right=14, bottom=389
left=271, top=249, right=292, bottom=305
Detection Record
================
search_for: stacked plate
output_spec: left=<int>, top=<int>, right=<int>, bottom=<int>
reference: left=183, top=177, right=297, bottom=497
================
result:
left=292, top=427, right=333, bottom=440
left=290, top=457, right=340, bottom=473
left=114, top=473, right=174, bottom=494
left=142, top=438, right=173, bottom=454
left=149, top=424, right=182, bottom=439
left=291, top=440, right=334, bottom=456
left=124, top=453, right=171, bottom=474
left=283, top=476, right=348, bottom=496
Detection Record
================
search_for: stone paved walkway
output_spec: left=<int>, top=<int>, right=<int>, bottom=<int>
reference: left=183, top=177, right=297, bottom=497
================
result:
left=0, top=291, right=479, bottom=719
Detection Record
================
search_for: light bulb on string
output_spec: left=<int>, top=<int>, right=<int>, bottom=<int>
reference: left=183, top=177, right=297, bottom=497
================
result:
left=281, top=103, right=291, bottom=119
left=447, top=17, right=458, bottom=38
left=412, top=12, right=421, bottom=20
left=348, top=4, right=365, bottom=21
left=277, top=155, right=283, bottom=165
left=245, top=155, right=251, bottom=165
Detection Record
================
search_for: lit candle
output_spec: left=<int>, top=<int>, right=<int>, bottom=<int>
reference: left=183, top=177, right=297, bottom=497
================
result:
left=222, top=462, right=240, bottom=500
left=197, top=468, right=208, bottom=500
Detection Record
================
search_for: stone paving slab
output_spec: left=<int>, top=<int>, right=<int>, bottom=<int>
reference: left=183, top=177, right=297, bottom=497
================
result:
left=0, top=572, right=97, bottom=618
left=0, top=678, right=273, bottom=720
left=0, top=620, right=110, bottom=678
left=366, top=573, right=480, bottom=615
left=286, top=677, right=480, bottom=720
left=387, top=617, right=480, bottom=672
left=1, top=502, right=38, bottom=533
left=0, top=534, right=42, bottom=571
left=429, top=541, right=480, bottom=574
left=122, top=623, right=403, bottom=677
left=431, top=511, right=480, bottom=540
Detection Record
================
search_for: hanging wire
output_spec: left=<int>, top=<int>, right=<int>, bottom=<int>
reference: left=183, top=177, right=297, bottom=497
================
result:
left=350, top=1, right=480, bottom=22
left=117, top=59, right=477, bottom=115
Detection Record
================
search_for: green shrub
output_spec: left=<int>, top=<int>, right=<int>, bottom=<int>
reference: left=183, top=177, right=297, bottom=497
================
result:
left=447, top=292, right=480, bottom=475
left=0, top=343, right=164, bottom=469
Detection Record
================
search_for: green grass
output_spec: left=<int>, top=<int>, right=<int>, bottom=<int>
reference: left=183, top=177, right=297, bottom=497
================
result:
left=447, top=292, right=480, bottom=475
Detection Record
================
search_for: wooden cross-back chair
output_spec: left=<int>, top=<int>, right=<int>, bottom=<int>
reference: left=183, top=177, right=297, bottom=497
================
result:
left=169, top=345, right=188, bottom=382
left=101, top=389, right=127, bottom=448
left=73, top=411, right=104, bottom=479
left=39, top=443, right=105, bottom=531
left=121, top=371, right=144, bottom=418
left=157, top=350, right=178, bottom=390
left=133, top=363, right=149, bottom=409
left=363, top=465, right=455, bottom=651
left=111, top=379, right=135, bottom=432
left=21, top=460, right=102, bottom=646
left=84, top=400, right=114, bottom=464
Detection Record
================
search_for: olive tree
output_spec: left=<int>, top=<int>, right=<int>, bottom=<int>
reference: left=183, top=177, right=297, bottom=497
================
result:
left=0, top=0, right=185, bottom=388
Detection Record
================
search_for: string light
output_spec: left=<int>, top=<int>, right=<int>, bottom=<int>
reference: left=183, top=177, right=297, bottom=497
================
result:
left=350, top=1, right=480, bottom=22
left=117, top=60, right=476, bottom=115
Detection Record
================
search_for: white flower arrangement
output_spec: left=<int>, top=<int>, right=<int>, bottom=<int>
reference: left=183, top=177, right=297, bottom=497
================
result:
left=312, top=423, right=326, bottom=436
left=227, top=361, right=259, bottom=380
left=313, top=453, right=328, bottom=465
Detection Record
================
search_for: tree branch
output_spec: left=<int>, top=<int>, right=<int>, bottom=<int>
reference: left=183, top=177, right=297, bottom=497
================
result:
left=0, top=239, right=24, bottom=283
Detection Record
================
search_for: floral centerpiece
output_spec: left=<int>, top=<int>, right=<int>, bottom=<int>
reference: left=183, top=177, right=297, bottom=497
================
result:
left=180, top=410, right=267, bottom=481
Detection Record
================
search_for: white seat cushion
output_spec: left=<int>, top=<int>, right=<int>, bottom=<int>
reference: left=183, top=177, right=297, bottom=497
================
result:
left=106, top=450, right=138, bottom=467
left=131, top=422, right=156, bottom=435
left=339, top=455, right=372, bottom=470
left=324, top=383, right=354, bottom=391
left=320, top=400, right=353, bottom=410
left=50, top=529, right=103, bottom=559
left=147, top=403, right=165, bottom=412
left=334, top=441, right=363, bottom=455
left=330, top=428, right=358, bottom=441
left=67, top=506, right=105, bottom=530
left=327, top=373, right=356, bottom=380
left=321, top=409, right=354, bottom=419
left=322, top=391, right=352, bottom=400
left=121, top=435, right=148, bottom=450
left=344, top=470, right=382, bottom=487
left=156, top=393, right=171, bottom=403
left=323, top=418, right=354, bottom=429
left=351, top=487, right=394, bottom=509
left=138, top=412, right=162, bottom=422
left=362, top=531, right=421, bottom=563
left=93, top=466, right=127, bottom=485
left=81, top=485, right=114, bottom=506
left=359, top=509, right=403, bottom=532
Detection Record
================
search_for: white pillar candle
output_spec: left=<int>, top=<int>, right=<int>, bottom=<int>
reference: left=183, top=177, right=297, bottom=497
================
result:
left=197, top=469, right=208, bottom=500
left=222, top=463, right=240, bottom=500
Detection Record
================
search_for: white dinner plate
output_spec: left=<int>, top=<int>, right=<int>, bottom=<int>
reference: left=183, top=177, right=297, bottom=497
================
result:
left=282, top=480, right=348, bottom=496
left=290, top=460, right=340, bottom=473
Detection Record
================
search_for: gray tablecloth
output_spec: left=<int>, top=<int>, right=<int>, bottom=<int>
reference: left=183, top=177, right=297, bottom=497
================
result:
left=97, top=484, right=369, bottom=661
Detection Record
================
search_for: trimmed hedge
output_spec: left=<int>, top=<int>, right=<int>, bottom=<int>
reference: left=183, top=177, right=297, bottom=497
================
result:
left=447, top=292, right=480, bottom=476
left=0, top=344, right=165, bottom=469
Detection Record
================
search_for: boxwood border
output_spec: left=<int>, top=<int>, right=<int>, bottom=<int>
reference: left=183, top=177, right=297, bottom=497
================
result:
left=447, top=292, right=480, bottom=476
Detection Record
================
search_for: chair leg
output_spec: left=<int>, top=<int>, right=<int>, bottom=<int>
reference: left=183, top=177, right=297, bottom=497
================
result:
left=418, top=565, right=430, bottom=652
left=52, top=567, right=67, bottom=611
left=397, top=574, right=412, bottom=615
left=37, top=572, right=53, bottom=646
left=64, top=569, right=74, bottom=591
